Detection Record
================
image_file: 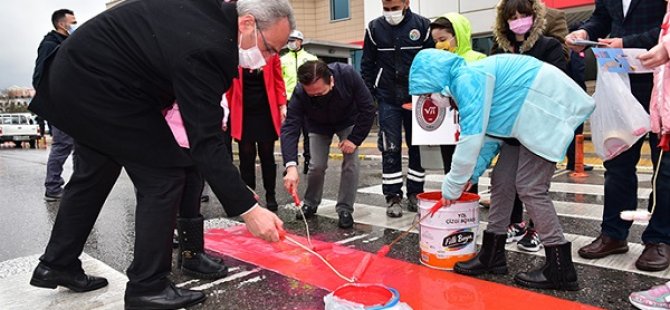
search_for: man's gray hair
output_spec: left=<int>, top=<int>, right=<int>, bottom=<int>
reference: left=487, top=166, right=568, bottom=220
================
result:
left=237, top=0, right=296, bottom=31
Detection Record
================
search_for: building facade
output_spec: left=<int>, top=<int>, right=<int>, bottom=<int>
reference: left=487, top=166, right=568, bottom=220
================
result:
left=0, top=86, right=34, bottom=113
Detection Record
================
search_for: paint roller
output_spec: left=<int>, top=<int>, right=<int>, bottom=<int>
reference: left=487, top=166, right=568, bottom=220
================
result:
left=351, top=253, right=373, bottom=282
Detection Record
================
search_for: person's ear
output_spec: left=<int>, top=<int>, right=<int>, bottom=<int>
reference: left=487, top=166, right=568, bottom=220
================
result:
left=237, top=14, right=256, bottom=35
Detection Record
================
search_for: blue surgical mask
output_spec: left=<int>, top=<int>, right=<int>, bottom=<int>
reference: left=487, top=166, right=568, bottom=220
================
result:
left=66, top=23, right=78, bottom=35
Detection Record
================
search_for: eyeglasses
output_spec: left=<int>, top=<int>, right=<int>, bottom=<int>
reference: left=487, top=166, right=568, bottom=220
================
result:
left=258, top=28, right=279, bottom=56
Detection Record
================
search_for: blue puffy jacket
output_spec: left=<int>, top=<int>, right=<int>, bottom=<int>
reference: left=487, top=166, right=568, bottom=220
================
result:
left=409, top=49, right=595, bottom=199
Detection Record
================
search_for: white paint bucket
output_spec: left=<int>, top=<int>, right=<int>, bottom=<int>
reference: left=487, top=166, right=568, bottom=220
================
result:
left=418, top=191, right=480, bottom=270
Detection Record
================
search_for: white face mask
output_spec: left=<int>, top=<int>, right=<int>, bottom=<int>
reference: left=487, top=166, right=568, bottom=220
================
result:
left=430, top=93, right=452, bottom=108
left=383, top=9, right=405, bottom=26
left=287, top=41, right=299, bottom=51
left=238, top=28, right=266, bottom=69
left=66, top=23, right=78, bottom=35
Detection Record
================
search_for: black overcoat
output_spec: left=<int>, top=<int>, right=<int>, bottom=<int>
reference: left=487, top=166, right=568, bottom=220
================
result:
left=29, top=0, right=256, bottom=216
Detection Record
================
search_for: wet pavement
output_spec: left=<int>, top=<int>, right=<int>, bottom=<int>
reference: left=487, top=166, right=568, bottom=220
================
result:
left=0, top=143, right=665, bottom=309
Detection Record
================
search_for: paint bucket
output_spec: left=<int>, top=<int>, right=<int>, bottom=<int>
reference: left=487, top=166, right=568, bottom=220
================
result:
left=324, top=283, right=412, bottom=310
left=418, top=191, right=480, bottom=270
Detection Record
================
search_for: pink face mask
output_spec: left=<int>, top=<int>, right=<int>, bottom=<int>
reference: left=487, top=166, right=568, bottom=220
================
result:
left=508, top=16, right=533, bottom=35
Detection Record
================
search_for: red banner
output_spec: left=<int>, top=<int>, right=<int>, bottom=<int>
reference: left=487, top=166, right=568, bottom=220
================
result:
left=544, top=0, right=594, bottom=9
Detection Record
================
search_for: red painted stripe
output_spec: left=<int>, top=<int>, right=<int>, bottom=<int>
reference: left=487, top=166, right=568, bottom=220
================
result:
left=206, top=226, right=602, bottom=310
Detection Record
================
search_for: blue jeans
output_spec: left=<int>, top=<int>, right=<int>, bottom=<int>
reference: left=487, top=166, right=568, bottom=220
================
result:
left=45, top=126, right=74, bottom=195
left=602, top=133, right=670, bottom=244
left=377, top=102, right=424, bottom=200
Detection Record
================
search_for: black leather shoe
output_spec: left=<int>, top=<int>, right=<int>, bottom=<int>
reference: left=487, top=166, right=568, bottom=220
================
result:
left=337, top=210, right=354, bottom=229
left=295, top=204, right=318, bottom=219
left=124, top=283, right=206, bottom=310
left=30, top=263, right=108, bottom=293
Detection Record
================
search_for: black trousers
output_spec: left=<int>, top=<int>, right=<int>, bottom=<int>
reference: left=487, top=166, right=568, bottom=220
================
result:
left=40, top=142, right=187, bottom=296
left=179, top=161, right=205, bottom=218
left=237, top=140, right=276, bottom=195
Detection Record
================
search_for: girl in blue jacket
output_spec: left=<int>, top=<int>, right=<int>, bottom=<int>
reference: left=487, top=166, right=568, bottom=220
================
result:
left=409, top=49, right=594, bottom=291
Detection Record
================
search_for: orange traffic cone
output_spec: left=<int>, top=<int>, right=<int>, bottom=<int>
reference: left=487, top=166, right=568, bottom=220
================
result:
left=570, top=134, right=588, bottom=178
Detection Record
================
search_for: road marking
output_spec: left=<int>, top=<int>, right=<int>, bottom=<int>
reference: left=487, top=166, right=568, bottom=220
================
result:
left=361, top=175, right=652, bottom=199
left=175, top=279, right=200, bottom=288
left=190, top=268, right=261, bottom=291
left=335, top=233, right=371, bottom=245
left=236, top=275, right=264, bottom=288
left=0, top=253, right=127, bottom=309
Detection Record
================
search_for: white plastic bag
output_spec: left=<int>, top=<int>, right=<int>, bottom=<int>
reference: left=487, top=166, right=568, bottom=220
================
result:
left=323, top=293, right=413, bottom=310
left=590, top=69, right=650, bottom=161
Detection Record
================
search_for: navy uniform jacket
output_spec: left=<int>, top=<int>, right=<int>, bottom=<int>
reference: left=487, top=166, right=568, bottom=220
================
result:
left=361, top=9, right=434, bottom=106
left=280, top=63, right=375, bottom=165
left=28, top=0, right=256, bottom=216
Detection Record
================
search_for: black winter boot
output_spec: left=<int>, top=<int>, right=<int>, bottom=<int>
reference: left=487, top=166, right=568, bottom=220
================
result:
left=177, top=216, right=228, bottom=280
left=262, top=163, right=278, bottom=212
left=454, top=230, right=508, bottom=275
left=514, top=242, right=579, bottom=291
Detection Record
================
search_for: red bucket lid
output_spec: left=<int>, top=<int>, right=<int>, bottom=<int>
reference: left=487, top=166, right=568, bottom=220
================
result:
left=417, top=191, right=480, bottom=203
left=333, top=284, right=395, bottom=307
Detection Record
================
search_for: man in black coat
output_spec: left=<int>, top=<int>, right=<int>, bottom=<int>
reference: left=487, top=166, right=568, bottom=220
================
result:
left=281, top=60, right=375, bottom=229
left=33, top=9, right=77, bottom=201
left=566, top=0, right=670, bottom=272
left=28, top=0, right=295, bottom=308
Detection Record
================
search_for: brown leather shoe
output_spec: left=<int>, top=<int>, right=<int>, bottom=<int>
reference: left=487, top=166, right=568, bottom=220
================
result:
left=578, top=234, right=628, bottom=259
left=636, top=243, right=670, bottom=272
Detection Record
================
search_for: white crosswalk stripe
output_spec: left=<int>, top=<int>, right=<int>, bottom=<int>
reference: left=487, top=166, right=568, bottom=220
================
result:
left=363, top=175, right=653, bottom=199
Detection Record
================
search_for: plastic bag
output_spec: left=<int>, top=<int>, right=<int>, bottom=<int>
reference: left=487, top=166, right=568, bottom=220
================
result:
left=590, top=69, right=650, bottom=161
left=324, top=294, right=413, bottom=310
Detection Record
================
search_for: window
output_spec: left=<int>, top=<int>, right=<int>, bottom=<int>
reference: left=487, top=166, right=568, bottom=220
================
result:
left=472, top=36, right=494, bottom=56
left=331, top=0, right=350, bottom=21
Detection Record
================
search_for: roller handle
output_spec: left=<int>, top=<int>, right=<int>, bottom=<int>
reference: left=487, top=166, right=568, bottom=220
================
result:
left=291, top=191, right=302, bottom=207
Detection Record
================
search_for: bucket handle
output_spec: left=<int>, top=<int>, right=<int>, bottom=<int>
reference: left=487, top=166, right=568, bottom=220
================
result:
left=428, top=200, right=444, bottom=217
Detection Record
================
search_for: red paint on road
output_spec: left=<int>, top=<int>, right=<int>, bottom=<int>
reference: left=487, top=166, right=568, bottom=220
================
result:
left=206, top=226, right=601, bottom=310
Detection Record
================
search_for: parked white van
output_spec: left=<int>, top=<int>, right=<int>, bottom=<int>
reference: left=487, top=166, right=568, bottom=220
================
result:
left=0, top=113, right=40, bottom=148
